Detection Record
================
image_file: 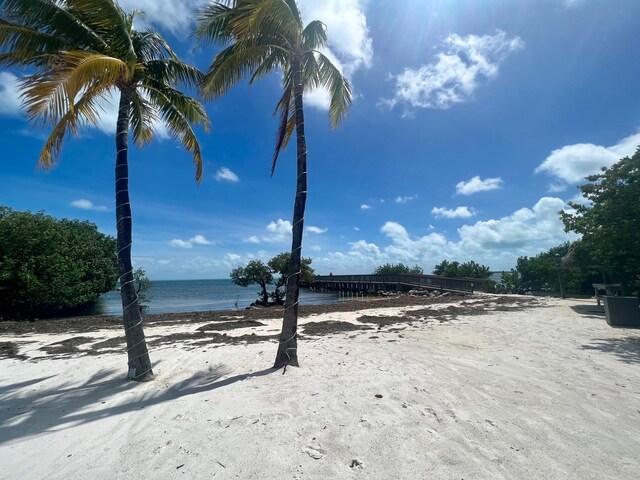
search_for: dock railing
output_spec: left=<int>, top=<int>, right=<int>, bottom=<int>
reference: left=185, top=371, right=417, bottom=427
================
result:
left=310, top=273, right=488, bottom=294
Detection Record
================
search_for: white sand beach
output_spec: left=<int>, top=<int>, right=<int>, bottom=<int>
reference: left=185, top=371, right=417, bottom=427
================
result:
left=1, top=295, right=639, bottom=479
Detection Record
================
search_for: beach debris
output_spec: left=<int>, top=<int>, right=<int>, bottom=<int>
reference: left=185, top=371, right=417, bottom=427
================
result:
left=375, top=393, right=383, bottom=399
left=350, top=459, right=364, bottom=469
left=304, top=447, right=324, bottom=460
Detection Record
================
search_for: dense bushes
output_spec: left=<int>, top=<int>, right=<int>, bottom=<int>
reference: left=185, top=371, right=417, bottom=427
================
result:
left=0, top=207, right=118, bottom=319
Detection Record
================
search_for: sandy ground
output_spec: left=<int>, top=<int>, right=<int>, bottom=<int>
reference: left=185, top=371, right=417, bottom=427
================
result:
left=0, top=295, right=639, bottom=479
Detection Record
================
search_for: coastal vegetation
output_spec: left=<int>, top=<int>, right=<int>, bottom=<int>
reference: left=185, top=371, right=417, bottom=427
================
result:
left=432, top=260, right=491, bottom=279
left=195, top=0, right=351, bottom=368
left=230, top=253, right=314, bottom=306
left=0, top=207, right=117, bottom=320
left=561, top=149, right=640, bottom=295
left=373, top=263, right=424, bottom=275
left=0, top=0, right=209, bottom=380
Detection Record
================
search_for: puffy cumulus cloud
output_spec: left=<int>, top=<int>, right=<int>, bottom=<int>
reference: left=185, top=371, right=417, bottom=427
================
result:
left=395, top=195, right=418, bottom=204
left=70, top=199, right=109, bottom=212
left=306, top=225, right=328, bottom=234
left=118, top=0, right=207, bottom=32
left=311, top=197, right=577, bottom=273
left=244, top=219, right=292, bottom=244
left=298, top=0, right=373, bottom=110
left=456, top=176, right=503, bottom=195
left=360, top=204, right=372, bottom=210
left=432, top=206, right=475, bottom=219
left=535, top=132, right=640, bottom=185
left=456, top=197, right=573, bottom=251
left=168, top=234, right=215, bottom=249
left=383, top=30, right=524, bottom=111
left=215, top=167, right=240, bottom=183
left=0, top=71, right=22, bottom=117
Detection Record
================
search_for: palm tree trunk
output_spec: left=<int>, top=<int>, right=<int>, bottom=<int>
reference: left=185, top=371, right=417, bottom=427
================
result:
left=115, top=88, right=153, bottom=381
left=274, top=57, right=306, bottom=369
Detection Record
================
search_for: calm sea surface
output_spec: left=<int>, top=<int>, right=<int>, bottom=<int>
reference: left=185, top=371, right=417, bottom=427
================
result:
left=95, top=279, right=340, bottom=315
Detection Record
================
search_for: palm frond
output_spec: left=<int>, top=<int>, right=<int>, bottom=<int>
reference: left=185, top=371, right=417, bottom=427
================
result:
left=201, top=41, right=273, bottom=98
left=271, top=86, right=291, bottom=175
left=129, top=90, right=155, bottom=147
left=312, top=51, right=352, bottom=129
left=302, top=20, right=327, bottom=51
left=64, top=0, right=134, bottom=60
left=143, top=59, right=203, bottom=89
left=37, top=83, right=112, bottom=168
left=143, top=83, right=210, bottom=181
left=193, top=2, right=235, bottom=45
left=0, top=19, right=64, bottom=66
left=1, top=0, right=106, bottom=50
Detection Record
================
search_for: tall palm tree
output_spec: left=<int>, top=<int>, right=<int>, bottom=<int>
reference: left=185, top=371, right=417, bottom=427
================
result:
left=0, top=0, right=209, bottom=380
left=194, top=0, right=351, bottom=369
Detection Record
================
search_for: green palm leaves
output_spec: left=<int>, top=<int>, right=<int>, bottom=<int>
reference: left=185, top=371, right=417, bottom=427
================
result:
left=194, top=0, right=352, bottom=172
left=0, top=0, right=210, bottom=179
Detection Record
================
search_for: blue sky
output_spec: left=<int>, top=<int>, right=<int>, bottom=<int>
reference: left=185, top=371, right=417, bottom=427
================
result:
left=1, top=0, right=639, bottom=280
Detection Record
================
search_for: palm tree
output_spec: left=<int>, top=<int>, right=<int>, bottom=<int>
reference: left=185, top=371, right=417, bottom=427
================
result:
left=194, top=0, right=351, bottom=369
left=0, top=0, right=209, bottom=380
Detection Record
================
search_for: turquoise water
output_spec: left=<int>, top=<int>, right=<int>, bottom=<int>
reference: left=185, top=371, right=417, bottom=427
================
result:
left=96, top=279, right=340, bottom=315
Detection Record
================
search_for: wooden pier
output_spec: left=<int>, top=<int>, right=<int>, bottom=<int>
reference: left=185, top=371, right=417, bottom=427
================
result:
left=309, top=274, right=488, bottom=295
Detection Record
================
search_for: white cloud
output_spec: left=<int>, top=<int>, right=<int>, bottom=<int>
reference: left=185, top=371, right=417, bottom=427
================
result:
left=244, top=219, right=292, bottom=244
left=215, top=167, right=240, bottom=183
left=384, top=30, right=524, bottom=111
left=298, top=0, right=372, bottom=111
left=306, top=226, right=328, bottom=234
left=456, top=176, right=503, bottom=195
left=432, top=206, right=475, bottom=219
left=535, top=132, right=640, bottom=185
left=0, top=72, right=22, bottom=117
left=354, top=226, right=360, bottom=231
left=225, top=253, right=242, bottom=263
left=395, top=195, right=418, bottom=204
left=548, top=183, right=567, bottom=193
left=313, top=197, right=577, bottom=273
left=168, top=239, right=192, bottom=249
left=118, top=0, right=206, bottom=32
left=169, top=234, right=215, bottom=249
left=70, top=199, right=109, bottom=212
left=360, top=204, right=372, bottom=210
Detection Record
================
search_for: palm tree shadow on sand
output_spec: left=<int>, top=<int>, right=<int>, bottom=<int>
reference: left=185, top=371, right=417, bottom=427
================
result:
left=0, top=363, right=276, bottom=445
left=580, top=337, right=640, bottom=364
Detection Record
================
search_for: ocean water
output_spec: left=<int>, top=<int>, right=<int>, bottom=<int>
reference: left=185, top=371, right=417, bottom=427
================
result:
left=95, top=279, right=340, bottom=316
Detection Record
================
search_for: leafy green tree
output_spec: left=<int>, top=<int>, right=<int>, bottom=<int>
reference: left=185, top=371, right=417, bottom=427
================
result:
left=230, top=254, right=314, bottom=306
left=1, top=0, right=209, bottom=380
left=561, top=149, right=640, bottom=293
left=195, top=0, right=351, bottom=368
left=268, top=252, right=314, bottom=304
left=373, top=263, right=424, bottom=275
left=499, top=269, right=522, bottom=294
left=133, top=268, right=152, bottom=312
left=230, top=260, right=273, bottom=306
left=433, top=260, right=491, bottom=278
left=0, top=207, right=118, bottom=319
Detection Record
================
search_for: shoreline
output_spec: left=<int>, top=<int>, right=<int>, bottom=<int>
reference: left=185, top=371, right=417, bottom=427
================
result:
left=3, top=295, right=639, bottom=479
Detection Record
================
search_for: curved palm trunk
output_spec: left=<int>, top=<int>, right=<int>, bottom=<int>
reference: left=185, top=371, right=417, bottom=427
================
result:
left=115, top=89, right=154, bottom=381
left=274, top=57, right=306, bottom=369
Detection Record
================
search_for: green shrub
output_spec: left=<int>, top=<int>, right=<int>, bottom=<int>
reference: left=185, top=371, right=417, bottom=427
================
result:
left=0, top=207, right=118, bottom=319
